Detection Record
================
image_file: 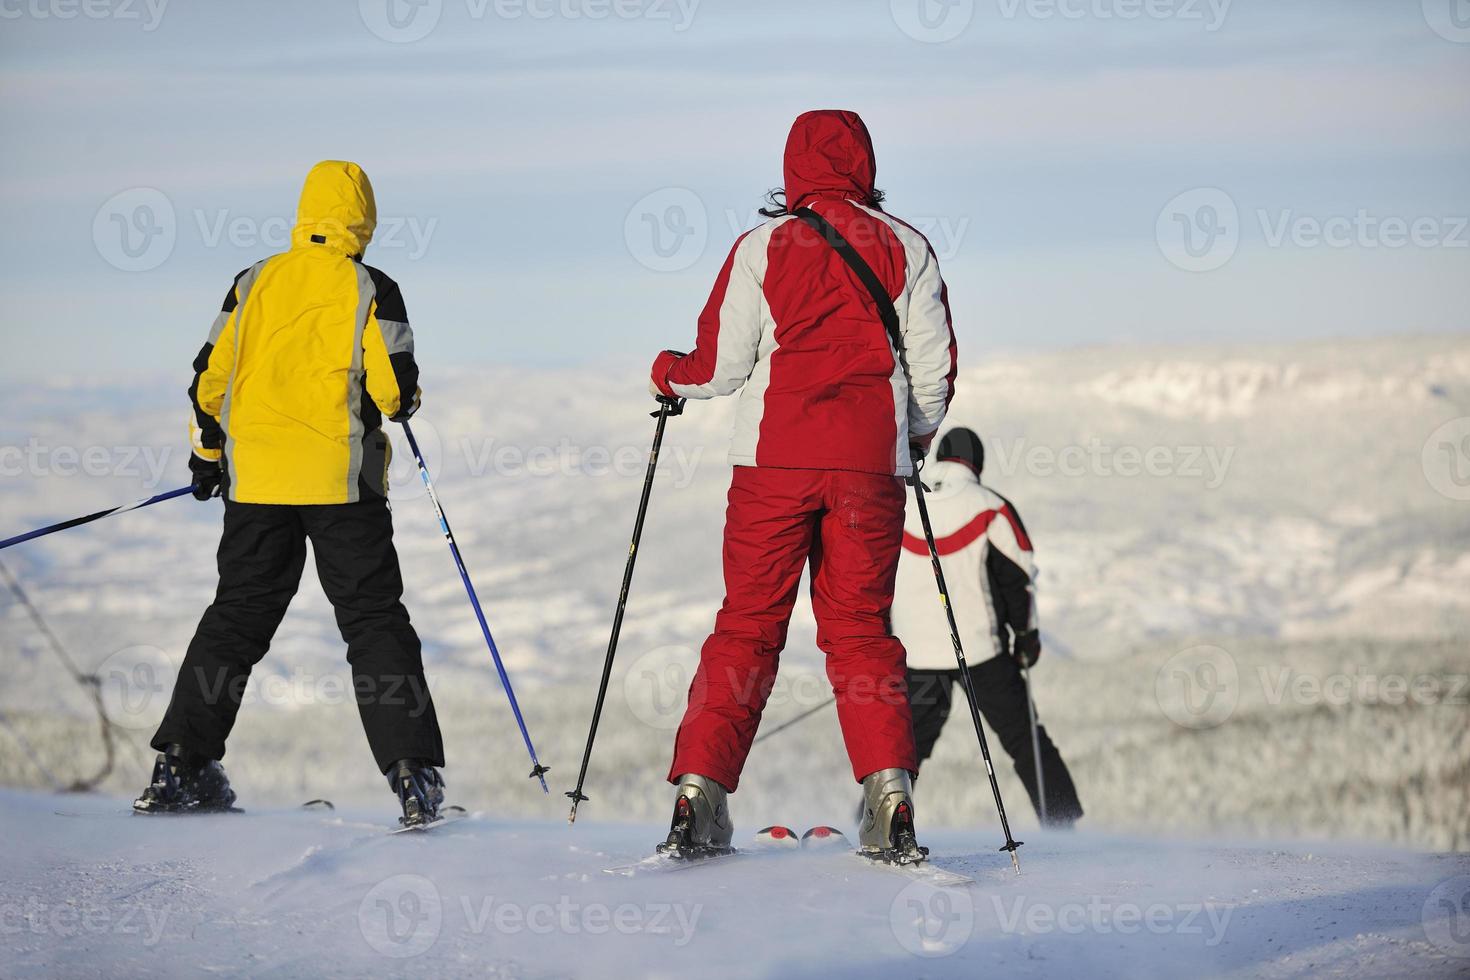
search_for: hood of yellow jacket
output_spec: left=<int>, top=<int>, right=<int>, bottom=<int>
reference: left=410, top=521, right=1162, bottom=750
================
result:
left=291, top=160, right=377, bottom=255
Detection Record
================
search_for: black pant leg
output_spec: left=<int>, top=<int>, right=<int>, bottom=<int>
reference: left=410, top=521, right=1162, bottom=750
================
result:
left=906, top=668, right=955, bottom=776
left=303, top=498, right=444, bottom=772
left=152, top=503, right=307, bottom=760
left=970, top=655, right=1084, bottom=825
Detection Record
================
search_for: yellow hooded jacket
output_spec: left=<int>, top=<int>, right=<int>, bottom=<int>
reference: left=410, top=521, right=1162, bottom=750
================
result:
left=187, top=161, right=420, bottom=504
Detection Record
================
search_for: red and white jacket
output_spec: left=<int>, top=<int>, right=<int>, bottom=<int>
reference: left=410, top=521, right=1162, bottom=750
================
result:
left=891, top=460, right=1038, bottom=669
left=651, top=110, right=957, bottom=478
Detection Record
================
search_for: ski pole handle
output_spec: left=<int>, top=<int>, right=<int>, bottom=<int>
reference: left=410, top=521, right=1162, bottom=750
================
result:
left=0, top=486, right=194, bottom=553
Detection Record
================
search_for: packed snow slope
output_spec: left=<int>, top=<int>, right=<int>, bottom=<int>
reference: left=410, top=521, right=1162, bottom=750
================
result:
left=1, top=336, right=1467, bottom=849
left=3, top=790, right=1467, bottom=979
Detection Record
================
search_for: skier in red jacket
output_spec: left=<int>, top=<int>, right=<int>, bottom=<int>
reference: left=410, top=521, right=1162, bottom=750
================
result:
left=649, top=110, right=957, bottom=863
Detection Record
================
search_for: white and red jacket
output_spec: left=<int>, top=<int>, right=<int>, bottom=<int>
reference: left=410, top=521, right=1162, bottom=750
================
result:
left=891, top=460, right=1038, bottom=669
left=651, top=110, right=957, bottom=478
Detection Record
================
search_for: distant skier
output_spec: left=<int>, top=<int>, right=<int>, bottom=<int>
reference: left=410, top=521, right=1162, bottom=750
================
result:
left=134, top=161, right=447, bottom=826
left=892, top=428, right=1083, bottom=826
left=648, top=110, right=958, bottom=863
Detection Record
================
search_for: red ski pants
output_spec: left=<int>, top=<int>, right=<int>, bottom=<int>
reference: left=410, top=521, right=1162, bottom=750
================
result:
left=668, top=466, right=917, bottom=791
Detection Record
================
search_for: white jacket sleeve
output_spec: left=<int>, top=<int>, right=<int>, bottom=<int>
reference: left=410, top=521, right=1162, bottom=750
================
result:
left=898, top=240, right=956, bottom=445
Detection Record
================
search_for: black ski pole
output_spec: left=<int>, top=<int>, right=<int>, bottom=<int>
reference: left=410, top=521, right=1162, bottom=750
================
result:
left=752, top=695, right=835, bottom=746
left=566, top=395, right=684, bottom=823
left=911, top=455, right=1024, bottom=874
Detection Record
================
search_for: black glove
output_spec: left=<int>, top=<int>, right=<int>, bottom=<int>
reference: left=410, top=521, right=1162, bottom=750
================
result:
left=1012, top=629, right=1041, bottom=668
left=390, top=386, right=422, bottom=424
left=188, top=453, right=223, bottom=501
left=906, top=443, right=928, bottom=489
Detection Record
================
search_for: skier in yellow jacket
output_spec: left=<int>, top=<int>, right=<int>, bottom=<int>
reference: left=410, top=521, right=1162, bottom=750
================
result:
left=135, top=161, right=446, bottom=826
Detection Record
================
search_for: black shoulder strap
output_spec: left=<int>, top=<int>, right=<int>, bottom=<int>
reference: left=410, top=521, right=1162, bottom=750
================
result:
left=792, top=207, right=902, bottom=355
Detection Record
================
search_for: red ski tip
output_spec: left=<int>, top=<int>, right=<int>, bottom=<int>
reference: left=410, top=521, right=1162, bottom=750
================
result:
left=800, top=826, right=848, bottom=849
left=755, top=826, right=801, bottom=848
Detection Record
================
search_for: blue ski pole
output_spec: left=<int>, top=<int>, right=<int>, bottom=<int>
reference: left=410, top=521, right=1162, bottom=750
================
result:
left=400, top=420, right=550, bottom=792
left=0, top=486, right=193, bottom=552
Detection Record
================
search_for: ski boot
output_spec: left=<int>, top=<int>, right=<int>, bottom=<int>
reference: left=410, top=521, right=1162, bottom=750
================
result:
left=133, top=744, right=237, bottom=814
left=857, top=768, right=927, bottom=866
left=656, top=774, right=734, bottom=860
left=388, top=759, right=445, bottom=828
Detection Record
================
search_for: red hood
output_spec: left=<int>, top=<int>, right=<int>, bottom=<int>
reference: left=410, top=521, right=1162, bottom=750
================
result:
left=782, top=110, right=877, bottom=211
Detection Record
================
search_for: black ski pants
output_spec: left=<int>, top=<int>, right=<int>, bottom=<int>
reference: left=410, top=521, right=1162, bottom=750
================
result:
left=908, top=655, right=1083, bottom=826
left=152, top=498, right=444, bottom=773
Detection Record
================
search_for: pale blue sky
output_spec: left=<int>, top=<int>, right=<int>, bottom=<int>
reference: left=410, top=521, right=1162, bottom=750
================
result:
left=1, top=0, right=1467, bottom=382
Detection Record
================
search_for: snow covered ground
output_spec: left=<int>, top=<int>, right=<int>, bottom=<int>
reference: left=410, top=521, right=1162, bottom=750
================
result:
left=1, top=335, right=1468, bottom=859
left=3, top=789, right=1467, bottom=979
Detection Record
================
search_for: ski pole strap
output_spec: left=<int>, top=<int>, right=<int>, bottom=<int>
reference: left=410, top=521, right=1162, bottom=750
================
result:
left=792, top=208, right=903, bottom=355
